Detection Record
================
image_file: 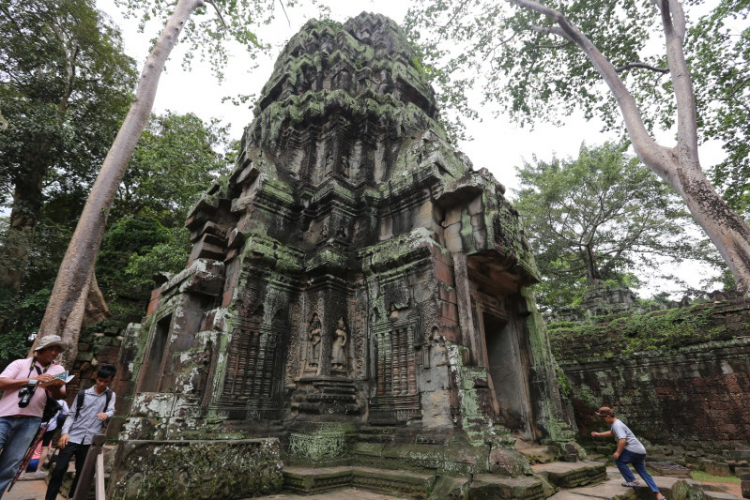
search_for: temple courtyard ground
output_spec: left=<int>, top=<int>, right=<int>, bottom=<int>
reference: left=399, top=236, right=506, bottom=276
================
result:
left=2, top=466, right=743, bottom=499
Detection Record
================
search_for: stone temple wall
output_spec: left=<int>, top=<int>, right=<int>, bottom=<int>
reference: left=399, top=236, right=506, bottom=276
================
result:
left=551, top=298, right=750, bottom=455
left=109, top=13, right=580, bottom=495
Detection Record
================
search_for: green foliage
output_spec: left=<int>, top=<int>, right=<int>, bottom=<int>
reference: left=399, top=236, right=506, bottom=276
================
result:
left=514, top=141, right=709, bottom=308
left=0, top=0, right=136, bottom=202
left=0, top=0, right=136, bottom=342
left=688, top=1, right=750, bottom=216
left=549, top=304, right=728, bottom=356
left=125, top=227, right=191, bottom=286
left=556, top=366, right=572, bottom=398
left=0, top=289, right=51, bottom=358
left=97, top=111, right=233, bottom=317
left=404, top=0, right=663, bottom=133
left=113, top=0, right=320, bottom=80
left=98, top=216, right=172, bottom=300
left=115, top=111, right=233, bottom=227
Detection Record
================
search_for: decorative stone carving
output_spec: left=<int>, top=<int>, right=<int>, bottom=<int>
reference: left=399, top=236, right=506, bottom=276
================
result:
left=331, top=317, right=348, bottom=373
left=306, top=313, right=322, bottom=373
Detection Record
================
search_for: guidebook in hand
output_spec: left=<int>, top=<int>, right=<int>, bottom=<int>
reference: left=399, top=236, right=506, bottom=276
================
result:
left=49, top=371, right=75, bottom=384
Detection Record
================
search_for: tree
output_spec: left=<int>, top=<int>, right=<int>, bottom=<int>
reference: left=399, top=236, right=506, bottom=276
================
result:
left=514, top=142, right=705, bottom=308
left=115, top=112, right=233, bottom=227
left=100, top=112, right=233, bottom=311
left=0, top=111, right=231, bottom=364
left=34, top=0, right=297, bottom=354
left=405, top=0, right=750, bottom=293
left=0, top=0, right=136, bottom=334
left=688, top=0, right=750, bottom=216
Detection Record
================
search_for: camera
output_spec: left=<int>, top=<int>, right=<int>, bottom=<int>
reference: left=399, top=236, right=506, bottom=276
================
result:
left=18, top=379, right=38, bottom=408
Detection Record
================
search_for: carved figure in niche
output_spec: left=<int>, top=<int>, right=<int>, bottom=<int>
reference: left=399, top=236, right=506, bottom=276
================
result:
left=331, top=317, right=348, bottom=372
left=307, top=314, right=322, bottom=371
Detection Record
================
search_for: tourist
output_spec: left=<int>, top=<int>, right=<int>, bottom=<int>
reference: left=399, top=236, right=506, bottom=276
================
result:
left=590, top=406, right=666, bottom=500
left=24, top=441, right=43, bottom=473
left=0, top=335, right=67, bottom=498
left=45, top=364, right=116, bottom=500
left=36, top=399, right=70, bottom=475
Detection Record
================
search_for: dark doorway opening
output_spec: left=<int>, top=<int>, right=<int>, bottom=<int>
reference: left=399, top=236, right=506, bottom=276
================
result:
left=483, top=312, right=535, bottom=439
left=139, top=315, right=171, bottom=392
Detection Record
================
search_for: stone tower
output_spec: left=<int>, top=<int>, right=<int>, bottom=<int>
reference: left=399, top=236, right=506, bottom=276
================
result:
left=111, top=12, right=579, bottom=498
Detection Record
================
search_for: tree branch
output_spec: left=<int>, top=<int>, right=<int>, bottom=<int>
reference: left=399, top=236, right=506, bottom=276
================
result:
left=506, top=0, right=672, bottom=177
left=441, top=0, right=472, bottom=30
left=659, top=0, right=698, bottom=154
left=482, top=32, right=519, bottom=60
left=615, top=62, right=669, bottom=74
left=277, top=0, right=291, bottom=28
left=535, top=41, right=572, bottom=49
left=206, top=0, right=228, bottom=29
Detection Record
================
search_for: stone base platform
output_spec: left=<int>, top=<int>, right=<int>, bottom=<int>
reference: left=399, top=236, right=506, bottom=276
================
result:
left=259, top=463, right=745, bottom=500
left=533, top=461, right=607, bottom=488
left=469, top=474, right=546, bottom=499
left=282, top=466, right=441, bottom=498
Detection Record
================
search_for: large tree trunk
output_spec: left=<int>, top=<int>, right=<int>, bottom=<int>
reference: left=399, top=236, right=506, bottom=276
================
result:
left=582, top=244, right=601, bottom=286
left=0, top=153, right=46, bottom=334
left=0, top=162, right=44, bottom=294
left=33, top=0, right=203, bottom=360
left=642, top=146, right=750, bottom=293
left=508, top=0, right=750, bottom=294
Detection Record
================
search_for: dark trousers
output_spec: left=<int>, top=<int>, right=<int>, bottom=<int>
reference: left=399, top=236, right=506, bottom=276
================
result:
left=45, top=442, right=90, bottom=500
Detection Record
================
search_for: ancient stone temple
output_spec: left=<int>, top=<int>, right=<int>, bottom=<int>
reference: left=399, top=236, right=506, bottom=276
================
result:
left=110, top=13, right=581, bottom=499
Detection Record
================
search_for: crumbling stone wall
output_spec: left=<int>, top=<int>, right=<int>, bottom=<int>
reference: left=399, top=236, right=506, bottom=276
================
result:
left=109, top=438, right=283, bottom=499
left=551, top=298, right=750, bottom=454
left=67, top=318, right=127, bottom=438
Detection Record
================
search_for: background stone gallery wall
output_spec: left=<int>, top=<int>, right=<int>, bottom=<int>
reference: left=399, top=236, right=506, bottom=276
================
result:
left=550, top=298, right=750, bottom=456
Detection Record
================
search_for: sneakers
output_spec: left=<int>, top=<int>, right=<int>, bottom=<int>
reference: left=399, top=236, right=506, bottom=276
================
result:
left=622, top=480, right=640, bottom=487
left=34, top=470, right=47, bottom=475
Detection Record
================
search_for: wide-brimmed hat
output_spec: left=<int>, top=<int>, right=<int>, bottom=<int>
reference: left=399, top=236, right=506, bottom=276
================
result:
left=34, top=335, right=68, bottom=352
left=595, top=406, right=615, bottom=417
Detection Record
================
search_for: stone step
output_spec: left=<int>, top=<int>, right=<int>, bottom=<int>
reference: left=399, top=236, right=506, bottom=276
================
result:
left=547, top=469, right=744, bottom=500
left=515, top=440, right=556, bottom=464
left=252, top=487, right=405, bottom=499
left=469, top=474, right=546, bottom=500
left=533, top=461, right=608, bottom=488
left=268, top=462, right=745, bottom=500
left=282, top=466, right=436, bottom=498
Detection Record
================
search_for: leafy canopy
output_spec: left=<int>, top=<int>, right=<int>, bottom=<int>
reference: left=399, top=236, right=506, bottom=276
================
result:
left=514, top=141, right=711, bottom=308
left=113, top=0, right=320, bottom=80
left=688, top=0, right=750, bottom=215
left=405, top=0, right=669, bottom=132
left=100, top=111, right=234, bottom=308
left=115, top=111, right=234, bottom=227
left=0, top=0, right=136, bottom=207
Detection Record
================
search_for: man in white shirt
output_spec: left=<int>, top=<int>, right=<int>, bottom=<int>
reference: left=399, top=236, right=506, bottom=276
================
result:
left=0, top=335, right=67, bottom=498
left=45, top=364, right=116, bottom=500
left=591, top=406, right=665, bottom=500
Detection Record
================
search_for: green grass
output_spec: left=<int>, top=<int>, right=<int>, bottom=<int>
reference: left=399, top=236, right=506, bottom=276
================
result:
left=690, top=470, right=741, bottom=484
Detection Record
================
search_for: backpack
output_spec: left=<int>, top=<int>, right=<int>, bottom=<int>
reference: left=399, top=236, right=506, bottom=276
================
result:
left=75, top=388, right=112, bottom=422
left=41, top=396, right=62, bottom=423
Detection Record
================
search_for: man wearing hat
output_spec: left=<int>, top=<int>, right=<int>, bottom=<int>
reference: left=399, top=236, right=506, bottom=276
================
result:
left=591, top=406, right=666, bottom=500
left=0, top=335, right=67, bottom=497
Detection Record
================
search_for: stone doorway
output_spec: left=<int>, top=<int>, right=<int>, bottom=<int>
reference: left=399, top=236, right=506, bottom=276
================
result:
left=482, top=308, right=536, bottom=440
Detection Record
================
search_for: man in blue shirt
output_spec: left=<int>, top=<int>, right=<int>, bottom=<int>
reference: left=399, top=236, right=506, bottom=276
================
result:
left=45, top=364, right=116, bottom=500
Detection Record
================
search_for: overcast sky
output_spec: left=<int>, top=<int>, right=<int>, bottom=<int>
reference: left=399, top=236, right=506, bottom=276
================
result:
left=96, top=0, right=634, bottom=193
left=95, top=0, right=723, bottom=295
